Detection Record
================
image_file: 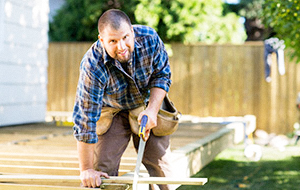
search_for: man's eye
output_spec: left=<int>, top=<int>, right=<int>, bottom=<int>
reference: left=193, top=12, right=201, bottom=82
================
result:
left=110, top=40, right=116, bottom=43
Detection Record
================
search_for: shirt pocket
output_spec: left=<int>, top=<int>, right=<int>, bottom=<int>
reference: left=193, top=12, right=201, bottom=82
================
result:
left=104, top=81, right=128, bottom=106
left=105, top=82, right=127, bottom=95
left=135, top=67, right=152, bottom=89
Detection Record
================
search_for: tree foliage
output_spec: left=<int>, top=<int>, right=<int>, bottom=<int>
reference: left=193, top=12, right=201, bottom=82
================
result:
left=49, top=0, right=138, bottom=41
left=238, top=0, right=264, bottom=19
left=263, top=0, right=300, bottom=63
left=49, top=0, right=246, bottom=44
left=135, top=0, right=246, bottom=43
left=224, top=0, right=272, bottom=41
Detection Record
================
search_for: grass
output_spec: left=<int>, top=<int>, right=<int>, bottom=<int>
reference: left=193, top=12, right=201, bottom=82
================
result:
left=177, top=143, right=300, bottom=190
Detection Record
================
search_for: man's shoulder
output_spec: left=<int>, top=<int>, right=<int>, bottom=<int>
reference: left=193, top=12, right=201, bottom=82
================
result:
left=81, top=41, right=105, bottom=70
left=133, top=25, right=158, bottom=38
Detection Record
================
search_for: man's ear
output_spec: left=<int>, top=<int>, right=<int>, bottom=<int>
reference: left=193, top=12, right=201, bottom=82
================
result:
left=98, top=34, right=103, bottom=42
left=98, top=34, right=104, bottom=45
left=131, top=26, right=135, bottom=38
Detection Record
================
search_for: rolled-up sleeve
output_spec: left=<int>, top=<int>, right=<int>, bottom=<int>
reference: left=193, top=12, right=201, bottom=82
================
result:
left=149, top=35, right=172, bottom=92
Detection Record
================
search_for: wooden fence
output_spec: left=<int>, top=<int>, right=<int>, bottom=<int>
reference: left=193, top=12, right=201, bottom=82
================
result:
left=48, top=42, right=300, bottom=134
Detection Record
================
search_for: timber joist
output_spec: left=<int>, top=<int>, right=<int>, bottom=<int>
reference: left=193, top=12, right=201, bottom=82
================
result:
left=0, top=119, right=238, bottom=189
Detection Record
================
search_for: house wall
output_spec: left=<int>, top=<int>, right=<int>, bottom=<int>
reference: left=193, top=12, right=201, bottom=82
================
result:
left=0, top=0, right=49, bottom=126
left=0, top=1, right=4, bottom=50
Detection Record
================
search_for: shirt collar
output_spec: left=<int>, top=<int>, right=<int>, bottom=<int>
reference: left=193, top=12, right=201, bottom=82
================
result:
left=96, top=40, right=113, bottom=65
left=134, top=37, right=142, bottom=49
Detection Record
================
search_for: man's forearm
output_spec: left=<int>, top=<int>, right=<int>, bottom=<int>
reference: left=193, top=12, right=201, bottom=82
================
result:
left=77, top=141, right=95, bottom=171
left=147, top=87, right=166, bottom=114
left=137, top=87, right=166, bottom=140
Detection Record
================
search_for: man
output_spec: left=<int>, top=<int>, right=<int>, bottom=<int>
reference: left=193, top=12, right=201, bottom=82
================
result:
left=72, top=9, right=174, bottom=190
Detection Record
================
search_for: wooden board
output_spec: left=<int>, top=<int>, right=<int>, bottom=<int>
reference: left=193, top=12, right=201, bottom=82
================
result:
left=0, top=175, right=208, bottom=185
left=0, top=121, right=238, bottom=189
left=0, top=184, right=89, bottom=190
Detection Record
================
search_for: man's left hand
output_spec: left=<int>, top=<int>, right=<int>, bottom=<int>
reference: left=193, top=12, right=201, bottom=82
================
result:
left=137, top=110, right=157, bottom=141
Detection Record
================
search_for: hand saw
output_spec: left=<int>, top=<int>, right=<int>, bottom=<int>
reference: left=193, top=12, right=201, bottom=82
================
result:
left=132, top=115, right=148, bottom=190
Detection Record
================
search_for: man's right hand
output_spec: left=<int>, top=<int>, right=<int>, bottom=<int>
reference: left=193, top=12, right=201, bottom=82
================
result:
left=80, top=169, right=109, bottom=188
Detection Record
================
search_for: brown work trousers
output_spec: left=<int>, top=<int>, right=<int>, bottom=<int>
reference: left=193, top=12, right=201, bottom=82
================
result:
left=93, top=111, right=174, bottom=190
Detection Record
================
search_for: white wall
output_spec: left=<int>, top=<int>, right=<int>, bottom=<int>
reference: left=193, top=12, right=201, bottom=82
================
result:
left=0, top=0, right=4, bottom=50
left=0, top=0, right=49, bottom=126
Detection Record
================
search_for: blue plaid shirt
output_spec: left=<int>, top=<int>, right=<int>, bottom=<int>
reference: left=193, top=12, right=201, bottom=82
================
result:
left=73, top=25, right=172, bottom=143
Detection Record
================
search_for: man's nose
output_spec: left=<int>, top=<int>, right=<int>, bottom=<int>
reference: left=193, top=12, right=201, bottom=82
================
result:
left=118, top=40, right=126, bottom=50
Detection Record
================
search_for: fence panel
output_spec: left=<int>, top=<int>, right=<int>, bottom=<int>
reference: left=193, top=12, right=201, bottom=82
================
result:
left=48, top=42, right=300, bottom=134
left=48, top=42, right=92, bottom=112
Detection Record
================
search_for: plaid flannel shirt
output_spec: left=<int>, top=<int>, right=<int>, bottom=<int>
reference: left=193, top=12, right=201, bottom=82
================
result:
left=73, top=25, right=172, bottom=143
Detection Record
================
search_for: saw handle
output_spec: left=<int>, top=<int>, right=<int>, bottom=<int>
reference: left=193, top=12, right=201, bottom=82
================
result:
left=139, top=115, right=148, bottom=139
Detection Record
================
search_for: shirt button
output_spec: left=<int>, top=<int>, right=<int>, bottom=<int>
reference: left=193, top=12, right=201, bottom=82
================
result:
left=129, top=62, right=132, bottom=65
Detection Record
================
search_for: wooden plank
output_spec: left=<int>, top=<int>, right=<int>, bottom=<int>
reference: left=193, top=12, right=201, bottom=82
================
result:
left=189, top=45, right=210, bottom=116
left=0, top=175, right=207, bottom=185
left=0, top=165, right=131, bottom=176
left=0, top=153, right=136, bottom=166
left=270, top=53, right=279, bottom=133
left=0, top=165, right=80, bottom=176
left=233, top=45, right=244, bottom=115
left=0, top=152, right=78, bottom=160
left=0, top=121, right=239, bottom=189
left=168, top=43, right=191, bottom=114
left=67, top=44, right=79, bottom=111
left=221, top=45, right=232, bottom=116
left=172, top=127, right=235, bottom=177
left=0, top=158, right=137, bottom=170
left=0, top=183, right=89, bottom=190
left=0, top=158, right=78, bottom=167
left=254, top=45, right=269, bottom=133
left=0, top=182, right=131, bottom=190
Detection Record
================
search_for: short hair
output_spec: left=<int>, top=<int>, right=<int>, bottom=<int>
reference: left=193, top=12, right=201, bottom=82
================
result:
left=98, top=9, right=132, bottom=34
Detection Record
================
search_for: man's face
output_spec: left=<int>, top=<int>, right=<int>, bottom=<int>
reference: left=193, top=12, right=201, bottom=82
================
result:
left=99, top=21, right=134, bottom=64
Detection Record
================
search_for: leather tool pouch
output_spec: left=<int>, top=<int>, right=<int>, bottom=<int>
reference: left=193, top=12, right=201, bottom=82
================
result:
left=129, top=94, right=180, bottom=136
left=96, top=107, right=121, bottom=135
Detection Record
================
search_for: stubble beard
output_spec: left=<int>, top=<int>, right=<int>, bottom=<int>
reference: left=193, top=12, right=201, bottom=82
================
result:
left=117, top=50, right=132, bottom=64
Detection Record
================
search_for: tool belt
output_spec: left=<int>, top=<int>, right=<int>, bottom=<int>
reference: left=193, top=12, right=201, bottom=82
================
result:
left=95, top=107, right=121, bottom=135
left=96, top=94, right=180, bottom=136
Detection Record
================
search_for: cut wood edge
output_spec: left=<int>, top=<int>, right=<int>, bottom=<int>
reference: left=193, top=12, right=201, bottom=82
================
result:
left=0, top=183, right=90, bottom=190
left=0, top=175, right=207, bottom=185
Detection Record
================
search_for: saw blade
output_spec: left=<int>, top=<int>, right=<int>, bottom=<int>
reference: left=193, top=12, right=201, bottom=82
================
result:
left=132, top=115, right=148, bottom=190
